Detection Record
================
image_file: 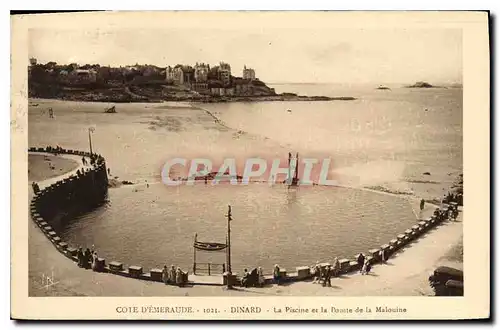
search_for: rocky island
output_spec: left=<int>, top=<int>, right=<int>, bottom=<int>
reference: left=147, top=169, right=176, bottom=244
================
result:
left=406, top=81, right=436, bottom=88
left=28, top=60, right=356, bottom=103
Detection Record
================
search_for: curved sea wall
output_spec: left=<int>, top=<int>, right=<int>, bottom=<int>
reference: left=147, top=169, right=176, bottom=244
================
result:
left=29, top=146, right=461, bottom=286
left=29, top=147, right=109, bottom=269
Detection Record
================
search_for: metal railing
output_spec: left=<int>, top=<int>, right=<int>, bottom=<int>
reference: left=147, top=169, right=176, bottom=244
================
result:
left=193, top=262, right=226, bottom=275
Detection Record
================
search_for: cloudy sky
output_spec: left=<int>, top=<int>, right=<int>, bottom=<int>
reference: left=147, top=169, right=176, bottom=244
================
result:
left=29, top=28, right=462, bottom=84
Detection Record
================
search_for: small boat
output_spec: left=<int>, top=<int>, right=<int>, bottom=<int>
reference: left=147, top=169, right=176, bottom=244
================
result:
left=193, top=233, right=227, bottom=251
left=194, top=241, right=227, bottom=251
left=287, top=109, right=292, bottom=113
left=104, top=105, right=116, bottom=113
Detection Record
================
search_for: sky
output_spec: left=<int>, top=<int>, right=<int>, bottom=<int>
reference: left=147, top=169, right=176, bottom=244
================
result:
left=29, top=28, right=462, bottom=84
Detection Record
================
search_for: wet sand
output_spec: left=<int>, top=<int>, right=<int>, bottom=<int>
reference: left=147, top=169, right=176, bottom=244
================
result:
left=28, top=154, right=79, bottom=182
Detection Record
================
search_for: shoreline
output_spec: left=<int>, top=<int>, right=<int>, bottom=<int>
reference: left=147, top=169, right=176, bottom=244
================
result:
left=29, top=94, right=357, bottom=104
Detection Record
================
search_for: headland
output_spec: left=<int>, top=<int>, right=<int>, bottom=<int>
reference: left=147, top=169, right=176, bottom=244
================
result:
left=28, top=60, right=356, bottom=103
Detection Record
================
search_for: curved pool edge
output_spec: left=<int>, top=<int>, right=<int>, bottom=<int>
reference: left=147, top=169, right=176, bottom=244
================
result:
left=28, top=146, right=462, bottom=287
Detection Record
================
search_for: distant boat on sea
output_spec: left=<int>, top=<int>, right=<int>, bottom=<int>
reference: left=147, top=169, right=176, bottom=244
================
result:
left=376, top=85, right=391, bottom=91
left=287, top=109, right=292, bottom=113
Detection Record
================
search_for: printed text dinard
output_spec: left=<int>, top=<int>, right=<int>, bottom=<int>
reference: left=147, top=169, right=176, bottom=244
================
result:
left=115, top=305, right=407, bottom=314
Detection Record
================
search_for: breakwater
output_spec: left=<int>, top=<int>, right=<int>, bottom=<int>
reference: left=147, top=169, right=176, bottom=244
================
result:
left=29, top=147, right=109, bottom=268
left=29, top=146, right=461, bottom=286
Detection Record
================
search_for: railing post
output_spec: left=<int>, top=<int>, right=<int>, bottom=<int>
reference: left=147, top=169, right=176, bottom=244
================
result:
left=223, top=263, right=226, bottom=273
left=193, top=262, right=196, bottom=275
left=208, top=263, right=211, bottom=275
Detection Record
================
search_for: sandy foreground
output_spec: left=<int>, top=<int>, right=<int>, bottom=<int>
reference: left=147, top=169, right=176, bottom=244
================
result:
left=28, top=153, right=462, bottom=297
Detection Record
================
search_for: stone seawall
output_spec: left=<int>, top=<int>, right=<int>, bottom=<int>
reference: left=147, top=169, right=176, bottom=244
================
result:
left=29, top=146, right=461, bottom=287
left=29, top=147, right=109, bottom=266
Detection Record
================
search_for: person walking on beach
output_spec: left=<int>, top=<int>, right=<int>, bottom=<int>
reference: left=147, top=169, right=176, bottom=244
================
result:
left=48, top=108, right=54, bottom=119
left=162, top=265, right=169, bottom=285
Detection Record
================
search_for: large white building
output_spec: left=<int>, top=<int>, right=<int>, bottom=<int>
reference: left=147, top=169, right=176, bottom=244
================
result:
left=194, top=62, right=209, bottom=82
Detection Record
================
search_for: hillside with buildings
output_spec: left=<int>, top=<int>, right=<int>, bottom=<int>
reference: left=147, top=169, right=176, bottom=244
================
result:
left=28, top=59, right=352, bottom=103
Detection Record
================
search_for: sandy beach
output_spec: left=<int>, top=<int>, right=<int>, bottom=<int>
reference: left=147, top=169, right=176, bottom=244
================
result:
left=28, top=154, right=79, bottom=182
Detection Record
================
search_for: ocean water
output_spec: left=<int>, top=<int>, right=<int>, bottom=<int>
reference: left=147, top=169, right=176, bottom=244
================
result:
left=29, top=83, right=463, bottom=274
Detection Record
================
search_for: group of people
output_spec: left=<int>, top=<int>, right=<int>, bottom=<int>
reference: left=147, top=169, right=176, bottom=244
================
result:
left=357, top=253, right=372, bottom=275
left=311, top=258, right=341, bottom=287
left=45, top=145, right=64, bottom=156
left=433, top=206, right=458, bottom=222
left=241, top=267, right=265, bottom=287
left=31, top=181, right=40, bottom=194
left=77, top=246, right=99, bottom=271
left=161, top=265, right=187, bottom=287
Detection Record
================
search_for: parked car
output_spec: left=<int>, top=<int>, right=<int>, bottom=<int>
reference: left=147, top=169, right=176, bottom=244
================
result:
left=429, top=266, right=464, bottom=296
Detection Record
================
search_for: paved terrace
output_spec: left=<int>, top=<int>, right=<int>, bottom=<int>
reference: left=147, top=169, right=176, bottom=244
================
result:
left=28, top=153, right=462, bottom=296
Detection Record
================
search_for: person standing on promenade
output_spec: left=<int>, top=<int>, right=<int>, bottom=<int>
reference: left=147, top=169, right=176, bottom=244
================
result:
left=91, top=252, right=99, bottom=271
left=258, top=267, right=265, bottom=287
left=77, top=247, right=84, bottom=268
left=273, top=264, right=281, bottom=285
left=361, top=259, right=372, bottom=275
left=169, top=265, right=176, bottom=285
left=162, top=265, right=169, bottom=285
left=333, top=258, right=340, bottom=277
left=84, top=248, right=92, bottom=269
left=357, top=253, right=365, bottom=273
left=323, top=265, right=332, bottom=287
left=175, top=267, right=183, bottom=287
left=312, top=261, right=321, bottom=284
left=380, top=249, right=386, bottom=263
left=31, top=182, right=40, bottom=194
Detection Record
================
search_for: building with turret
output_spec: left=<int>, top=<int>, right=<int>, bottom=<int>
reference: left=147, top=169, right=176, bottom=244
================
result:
left=194, top=62, right=209, bottom=82
left=218, top=62, right=231, bottom=86
left=165, top=66, right=177, bottom=83
left=243, top=65, right=256, bottom=80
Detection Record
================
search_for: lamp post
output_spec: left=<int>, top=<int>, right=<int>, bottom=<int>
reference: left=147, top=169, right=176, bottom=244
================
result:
left=88, top=127, right=95, bottom=155
left=226, top=205, right=233, bottom=289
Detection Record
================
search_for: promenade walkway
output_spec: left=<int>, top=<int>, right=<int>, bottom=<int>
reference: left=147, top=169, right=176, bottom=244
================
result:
left=28, top=153, right=462, bottom=297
